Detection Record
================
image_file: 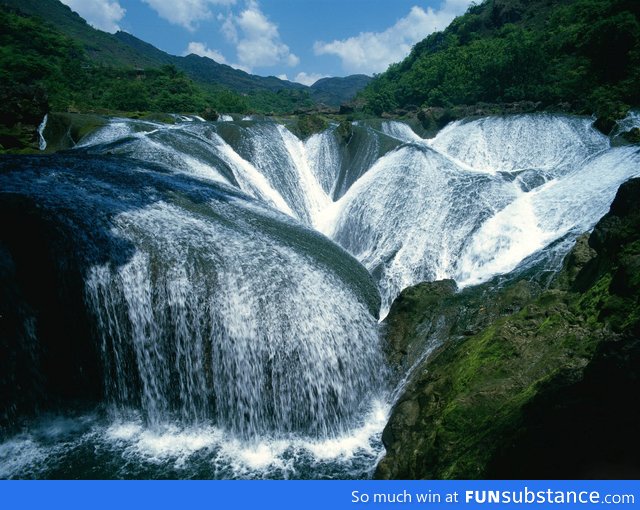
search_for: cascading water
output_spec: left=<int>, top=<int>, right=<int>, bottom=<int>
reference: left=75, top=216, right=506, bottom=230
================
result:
left=0, top=154, right=384, bottom=478
left=329, top=115, right=639, bottom=316
left=1, top=112, right=639, bottom=479
left=37, top=114, right=48, bottom=151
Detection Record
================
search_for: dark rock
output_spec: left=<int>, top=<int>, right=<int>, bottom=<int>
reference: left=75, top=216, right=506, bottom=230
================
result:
left=339, top=104, right=355, bottom=115
left=336, top=120, right=353, bottom=144
left=621, top=127, right=640, bottom=144
left=200, top=108, right=219, bottom=121
left=594, top=116, right=617, bottom=135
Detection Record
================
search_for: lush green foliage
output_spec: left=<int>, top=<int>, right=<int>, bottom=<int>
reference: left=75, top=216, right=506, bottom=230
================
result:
left=1, top=0, right=341, bottom=118
left=361, top=0, right=640, bottom=120
left=309, top=75, right=373, bottom=107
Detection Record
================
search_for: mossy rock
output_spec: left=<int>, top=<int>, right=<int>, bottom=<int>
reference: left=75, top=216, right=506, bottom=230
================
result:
left=621, top=127, right=640, bottom=144
left=336, top=120, right=353, bottom=143
left=139, top=113, right=177, bottom=124
left=294, top=114, right=329, bottom=139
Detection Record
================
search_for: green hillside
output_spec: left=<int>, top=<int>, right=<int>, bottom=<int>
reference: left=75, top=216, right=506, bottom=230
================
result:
left=0, top=6, right=255, bottom=150
left=0, top=0, right=307, bottom=94
left=310, top=75, right=373, bottom=107
left=0, top=0, right=163, bottom=68
left=361, top=0, right=640, bottom=130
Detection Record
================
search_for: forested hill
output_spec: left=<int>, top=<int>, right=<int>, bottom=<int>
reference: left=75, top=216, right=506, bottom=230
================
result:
left=0, top=0, right=370, bottom=109
left=361, top=0, right=640, bottom=130
left=0, top=0, right=306, bottom=95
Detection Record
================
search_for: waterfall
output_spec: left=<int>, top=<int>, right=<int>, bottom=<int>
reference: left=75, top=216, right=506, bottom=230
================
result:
left=0, top=156, right=383, bottom=440
left=85, top=199, right=383, bottom=437
left=2, top=112, right=638, bottom=478
left=72, top=114, right=640, bottom=318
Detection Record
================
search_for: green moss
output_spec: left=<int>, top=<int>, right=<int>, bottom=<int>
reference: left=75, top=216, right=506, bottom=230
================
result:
left=294, top=114, right=329, bottom=139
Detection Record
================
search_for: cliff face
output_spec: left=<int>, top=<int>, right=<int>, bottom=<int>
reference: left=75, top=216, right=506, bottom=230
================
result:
left=377, top=178, right=640, bottom=479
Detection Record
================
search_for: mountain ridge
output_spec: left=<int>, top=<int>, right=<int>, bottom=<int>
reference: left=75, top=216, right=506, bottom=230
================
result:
left=0, top=0, right=369, bottom=106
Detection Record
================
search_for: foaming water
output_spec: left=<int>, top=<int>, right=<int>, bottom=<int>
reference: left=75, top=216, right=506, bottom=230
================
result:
left=327, top=115, right=639, bottom=317
left=0, top=400, right=388, bottom=479
left=455, top=146, right=640, bottom=286
left=328, top=145, right=517, bottom=317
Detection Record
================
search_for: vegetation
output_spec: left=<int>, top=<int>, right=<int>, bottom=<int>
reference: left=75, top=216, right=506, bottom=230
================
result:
left=361, top=0, right=640, bottom=129
left=294, top=114, right=329, bottom=139
left=377, top=179, right=640, bottom=479
left=309, top=75, right=373, bottom=107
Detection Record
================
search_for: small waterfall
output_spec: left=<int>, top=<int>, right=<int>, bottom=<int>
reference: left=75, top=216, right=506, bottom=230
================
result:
left=304, top=128, right=341, bottom=197
left=37, top=114, right=48, bottom=151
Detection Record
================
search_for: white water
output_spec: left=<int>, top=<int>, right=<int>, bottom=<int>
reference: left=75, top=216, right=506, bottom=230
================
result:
left=0, top=400, right=388, bottom=479
left=614, top=110, right=640, bottom=136
left=0, top=153, right=386, bottom=478
left=76, top=113, right=640, bottom=318
left=37, top=114, right=48, bottom=151
left=85, top=199, right=382, bottom=437
left=329, top=115, right=639, bottom=316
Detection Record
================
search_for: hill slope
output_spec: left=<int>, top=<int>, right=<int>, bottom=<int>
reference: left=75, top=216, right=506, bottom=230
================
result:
left=0, top=0, right=305, bottom=95
left=362, top=0, right=640, bottom=129
left=310, top=75, right=372, bottom=107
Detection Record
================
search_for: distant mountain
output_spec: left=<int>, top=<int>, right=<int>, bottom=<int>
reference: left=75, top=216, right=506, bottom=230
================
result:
left=0, top=0, right=306, bottom=95
left=310, top=75, right=372, bottom=107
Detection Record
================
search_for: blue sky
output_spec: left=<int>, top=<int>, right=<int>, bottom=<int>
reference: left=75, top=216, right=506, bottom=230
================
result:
left=60, top=0, right=474, bottom=85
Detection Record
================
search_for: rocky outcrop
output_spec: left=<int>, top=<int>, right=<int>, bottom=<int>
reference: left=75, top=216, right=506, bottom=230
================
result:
left=377, top=178, right=640, bottom=479
left=383, top=278, right=537, bottom=379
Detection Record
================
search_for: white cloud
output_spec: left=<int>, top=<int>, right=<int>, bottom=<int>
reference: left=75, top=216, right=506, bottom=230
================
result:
left=293, top=72, right=328, bottom=87
left=221, top=1, right=299, bottom=72
left=313, top=0, right=475, bottom=74
left=184, top=42, right=228, bottom=63
left=142, top=0, right=236, bottom=32
left=60, top=0, right=125, bottom=33
left=277, top=74, right=289, bottom=81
